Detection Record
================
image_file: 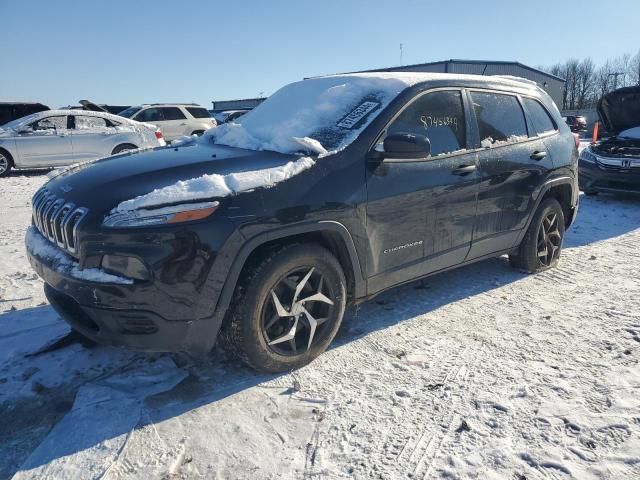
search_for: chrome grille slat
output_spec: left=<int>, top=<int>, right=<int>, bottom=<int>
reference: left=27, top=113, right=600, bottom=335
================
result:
left=30, top=188, right=88, bottom=256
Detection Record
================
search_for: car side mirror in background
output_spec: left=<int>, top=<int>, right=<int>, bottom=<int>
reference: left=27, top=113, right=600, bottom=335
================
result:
left=382, top=133, right=431, bottom=159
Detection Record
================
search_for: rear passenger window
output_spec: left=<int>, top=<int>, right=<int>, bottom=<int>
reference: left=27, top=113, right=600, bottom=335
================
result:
left=522, top=98, right=556, bottom=135
left=470, top=92, right=528, bottom=146
left=75, top=116, right=108, bottom=129
left=161, top=107, right=186, bottom=120
left=386, top=90, right=466, bottom=156
left=186, top=107, right=210, bottom=118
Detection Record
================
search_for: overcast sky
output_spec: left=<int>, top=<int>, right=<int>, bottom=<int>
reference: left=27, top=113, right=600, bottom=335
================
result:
left=2, top=0, right=639, bottom=108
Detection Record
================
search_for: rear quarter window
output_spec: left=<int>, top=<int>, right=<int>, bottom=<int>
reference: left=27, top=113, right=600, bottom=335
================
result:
left=523, top=98, right=557, bottom=135
left=470, top=92, right=528, bottom=145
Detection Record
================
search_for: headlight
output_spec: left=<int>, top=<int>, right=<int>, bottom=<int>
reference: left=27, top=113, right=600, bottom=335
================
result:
left=580, top=148, right=597, bottom=163
left=102, top=201, right=219, bottom=228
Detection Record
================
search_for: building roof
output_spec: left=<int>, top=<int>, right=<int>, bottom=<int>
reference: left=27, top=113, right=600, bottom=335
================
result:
left=342, top=59, right=566, bottom=83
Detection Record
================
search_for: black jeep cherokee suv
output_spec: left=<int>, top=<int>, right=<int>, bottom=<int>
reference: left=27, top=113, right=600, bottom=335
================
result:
left=26, top=73, right=578, bottom=372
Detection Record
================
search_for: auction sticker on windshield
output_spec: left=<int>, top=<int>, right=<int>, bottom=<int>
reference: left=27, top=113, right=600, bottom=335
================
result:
left=337, top=101, right=380, bottom=129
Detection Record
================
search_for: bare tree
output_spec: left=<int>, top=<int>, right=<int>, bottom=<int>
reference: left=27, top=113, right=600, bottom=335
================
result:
left=541, top=50, right=640, bottom=110
left=630, top=50, right=640, bottom=86
left=576, top=58, right=595, bottom=109
left=594, top=61, right=613, bottom=100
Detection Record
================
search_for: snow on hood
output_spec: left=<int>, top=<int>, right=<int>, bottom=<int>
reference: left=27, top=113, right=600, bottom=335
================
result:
left=597, top=86, right=640, bottom=135
left=619, top=126, right=640, bottom=139
left=113, top=156, right=315, bottom=212
left=204, top=73, right=433, bottom=155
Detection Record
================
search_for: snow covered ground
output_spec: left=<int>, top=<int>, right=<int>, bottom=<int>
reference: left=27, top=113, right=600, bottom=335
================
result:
left=1, top=172, right=639, bottom=480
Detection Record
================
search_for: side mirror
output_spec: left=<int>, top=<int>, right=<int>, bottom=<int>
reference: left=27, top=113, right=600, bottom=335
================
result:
left=382, top=133, right=431, bottom=159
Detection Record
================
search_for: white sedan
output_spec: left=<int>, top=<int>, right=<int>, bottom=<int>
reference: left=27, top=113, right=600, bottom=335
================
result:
left=0, top=110, right=165, bottom=177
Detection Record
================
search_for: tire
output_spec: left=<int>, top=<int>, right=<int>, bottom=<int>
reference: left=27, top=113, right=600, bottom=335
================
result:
left=220, top=243, right=347, bottom=372
left=509, top=197, right=565, bottom=273
left=0, top=150, right=13, bottom=177
left=111, top=143, right=138, bottom=155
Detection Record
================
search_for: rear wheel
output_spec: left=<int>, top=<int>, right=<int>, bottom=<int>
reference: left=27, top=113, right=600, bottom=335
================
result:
left=220, top=243, right=346, bottom=372
left=509, top=198, right=565, bottom=273
left=0, top=150, right=13, bottom=177
left=111, top=143, right=138, bottom=155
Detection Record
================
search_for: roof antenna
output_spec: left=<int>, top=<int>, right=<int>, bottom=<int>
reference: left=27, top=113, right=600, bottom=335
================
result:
left=400, top=43, right=403, bottom=66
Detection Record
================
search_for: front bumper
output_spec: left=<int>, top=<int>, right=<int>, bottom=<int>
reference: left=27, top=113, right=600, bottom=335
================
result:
left=27, top=231, right=223, bottom=354
left=579, top=159, right=640, bottom=195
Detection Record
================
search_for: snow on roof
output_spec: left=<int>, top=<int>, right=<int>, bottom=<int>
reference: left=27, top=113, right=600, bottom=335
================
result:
left=205, top=72, right=538, bottom=156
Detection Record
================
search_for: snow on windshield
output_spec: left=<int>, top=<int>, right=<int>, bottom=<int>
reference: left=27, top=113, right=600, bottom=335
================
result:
left=204, top=74, right=416, bottom=155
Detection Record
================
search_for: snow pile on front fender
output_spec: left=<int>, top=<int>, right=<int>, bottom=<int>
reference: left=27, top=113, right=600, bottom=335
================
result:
left=25, top=227, right=133, bottom=284
left=114, top=156, right=315, bottom=212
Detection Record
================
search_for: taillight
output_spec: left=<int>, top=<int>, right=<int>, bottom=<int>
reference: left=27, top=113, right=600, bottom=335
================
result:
left=155, top=130, right=163, bottom=140
left=572, top=133, right=580, bottom=149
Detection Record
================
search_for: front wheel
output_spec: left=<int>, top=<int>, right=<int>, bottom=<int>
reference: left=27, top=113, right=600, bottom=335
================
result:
left=509, top=198, right=565, bottom=273
left=220, top=243, right=346, bottom=372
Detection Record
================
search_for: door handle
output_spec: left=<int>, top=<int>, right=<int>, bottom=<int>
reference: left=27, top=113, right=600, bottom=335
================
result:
left=530, top=151, right=547, bottom=160
left=452, top=164, right=477, bottom=175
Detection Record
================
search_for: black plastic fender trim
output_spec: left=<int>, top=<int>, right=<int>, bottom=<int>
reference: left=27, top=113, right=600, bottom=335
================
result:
left=515, top=175, right=577, bottom=247
left=209, top=219, right=366, bottom=328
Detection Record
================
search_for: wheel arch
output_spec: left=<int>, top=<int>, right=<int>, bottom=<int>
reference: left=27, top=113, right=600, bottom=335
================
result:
left=516, top=176, right=577, bottom=246
left=213, top=222, right=366, bottom=320
left=0, top=146, right=15, bottom=164
left=111, top=143, right=138, bottom=155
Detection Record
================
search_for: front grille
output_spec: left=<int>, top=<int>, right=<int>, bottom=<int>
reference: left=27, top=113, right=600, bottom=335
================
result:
left=32, top=188, right=88, bottom=255
left=596, top=157, right=640, bottom=171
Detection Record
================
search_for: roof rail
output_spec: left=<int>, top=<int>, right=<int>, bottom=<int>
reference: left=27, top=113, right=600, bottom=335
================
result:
left=143, top=103, right=201, bottom=106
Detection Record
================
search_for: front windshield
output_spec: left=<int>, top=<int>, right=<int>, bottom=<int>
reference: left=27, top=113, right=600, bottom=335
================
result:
left=117, top=106, right=141, bottom=118
left=207, top=74, right=415, bottom=155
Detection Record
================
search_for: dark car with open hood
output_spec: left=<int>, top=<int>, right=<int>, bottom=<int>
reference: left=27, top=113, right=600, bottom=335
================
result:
left=26, top=73, right=579, bottom=372
left=579, top=86, right=640, bottom=196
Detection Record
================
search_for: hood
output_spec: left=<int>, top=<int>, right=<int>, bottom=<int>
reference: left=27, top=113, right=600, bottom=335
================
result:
left=42, top=141, right=303, bottom=214
left=598, top=86, right=640, bottom=135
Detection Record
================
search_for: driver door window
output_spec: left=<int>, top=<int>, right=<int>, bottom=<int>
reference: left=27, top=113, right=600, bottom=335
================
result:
left=385, top=90, right=467, bottom=156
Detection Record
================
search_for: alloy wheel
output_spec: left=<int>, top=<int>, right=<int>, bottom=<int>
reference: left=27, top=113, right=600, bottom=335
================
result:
left=537, top=212, right=562, bottom=267
left=261, top=266, right=336, bottom=356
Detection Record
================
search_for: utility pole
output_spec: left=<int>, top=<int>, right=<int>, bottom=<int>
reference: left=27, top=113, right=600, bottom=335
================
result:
left=607, top=72, right=624, bottom=90
left=400, top=43, right=403, bottom=66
